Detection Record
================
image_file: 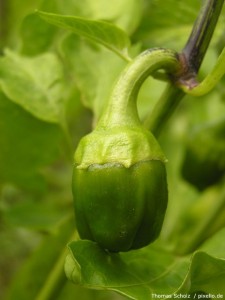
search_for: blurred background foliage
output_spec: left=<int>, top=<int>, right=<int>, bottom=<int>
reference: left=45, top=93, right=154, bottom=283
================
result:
left=0, top=0, right=225, bottom=299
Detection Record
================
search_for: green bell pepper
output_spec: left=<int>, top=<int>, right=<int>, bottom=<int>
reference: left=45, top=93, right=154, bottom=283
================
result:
left=72, top=48, right=180, bottom=252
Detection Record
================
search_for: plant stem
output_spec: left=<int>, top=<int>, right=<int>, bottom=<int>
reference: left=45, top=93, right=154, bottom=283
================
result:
left=179, top=47, right=225, bottom=96
left=144, top=84, right=184, bottom=137
left=98, top=48, right=180, bottom=129
left=35, top=232, right=78, bottom=300
left=180, top=184, right=225, bottom=255
left=146, top=0, right=224, bottom=137
left=183, top=0, right=225, bottom=73
left=35, top=248, right=67, bottom=300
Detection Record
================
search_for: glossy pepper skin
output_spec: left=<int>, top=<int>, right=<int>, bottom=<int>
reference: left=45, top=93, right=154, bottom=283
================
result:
left=72, top=126, right=168, bottom=252
left=72, top=49, right=179, bottom=252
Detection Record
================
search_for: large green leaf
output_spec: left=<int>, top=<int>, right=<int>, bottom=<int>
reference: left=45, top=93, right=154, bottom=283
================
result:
left=60, top=34, right=163, bottom=121
left=37, top=11, right=131, bottom=61
left=0, top=92, right=63, bottom=191
left=65, top=240, right=189, bottom=300
left=84, top=0, right=143, bottom=35
left=65, top=239, right=225, bottom=299
left=60, top=34, right=128, bottom=120
left=0, top=49, right=65, bottom=123
left=56, top=0, right=144, bottom=35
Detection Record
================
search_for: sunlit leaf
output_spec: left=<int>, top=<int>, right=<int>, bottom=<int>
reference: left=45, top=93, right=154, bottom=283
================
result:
left=37, top=11, right=131, bottom=61
left=60, top=34, right=128, bottom=120
left=0, top=49, right=64, bottom=123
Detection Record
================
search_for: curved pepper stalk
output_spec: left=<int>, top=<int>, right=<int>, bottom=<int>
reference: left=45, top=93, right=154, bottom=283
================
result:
left=72, top=48, right=180, bottom=252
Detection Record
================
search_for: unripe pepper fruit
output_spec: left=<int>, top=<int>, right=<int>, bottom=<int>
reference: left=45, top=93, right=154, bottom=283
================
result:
left=72, top=49, right=180, bottom=252
left=181, top=118, right=225, bottom=190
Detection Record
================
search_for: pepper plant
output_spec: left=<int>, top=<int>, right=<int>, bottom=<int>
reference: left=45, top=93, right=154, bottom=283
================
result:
left=0, top=0, right=225, bottom=299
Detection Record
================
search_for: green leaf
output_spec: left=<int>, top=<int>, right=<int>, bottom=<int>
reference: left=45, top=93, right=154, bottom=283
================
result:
left=20, top=13, right=57, bottom=56
left=65, top=240, right=225, bottom=299
left=55, top=0, right=144, bottom=35
left=83, top=0, right=143, bottom=35
left=0, top=92, right=63, bottom=191
left=60, top=34, right=167, bottom=121
left=0, top=49, right=64, bottom=123
left=36, top=11, right=131, bottom=61
left=65, top=240, right=189, bottom=300
left=177, top=251, right=225, bottom=295
left=60, top=34, right=128, bottom=120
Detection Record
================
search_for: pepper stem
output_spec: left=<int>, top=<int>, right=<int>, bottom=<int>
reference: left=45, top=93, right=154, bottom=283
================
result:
left=97, top=48, right=180, bottom=129
left=145, top=0, right=224, bottom=137
left=183, top=0, right=224, bottom=73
